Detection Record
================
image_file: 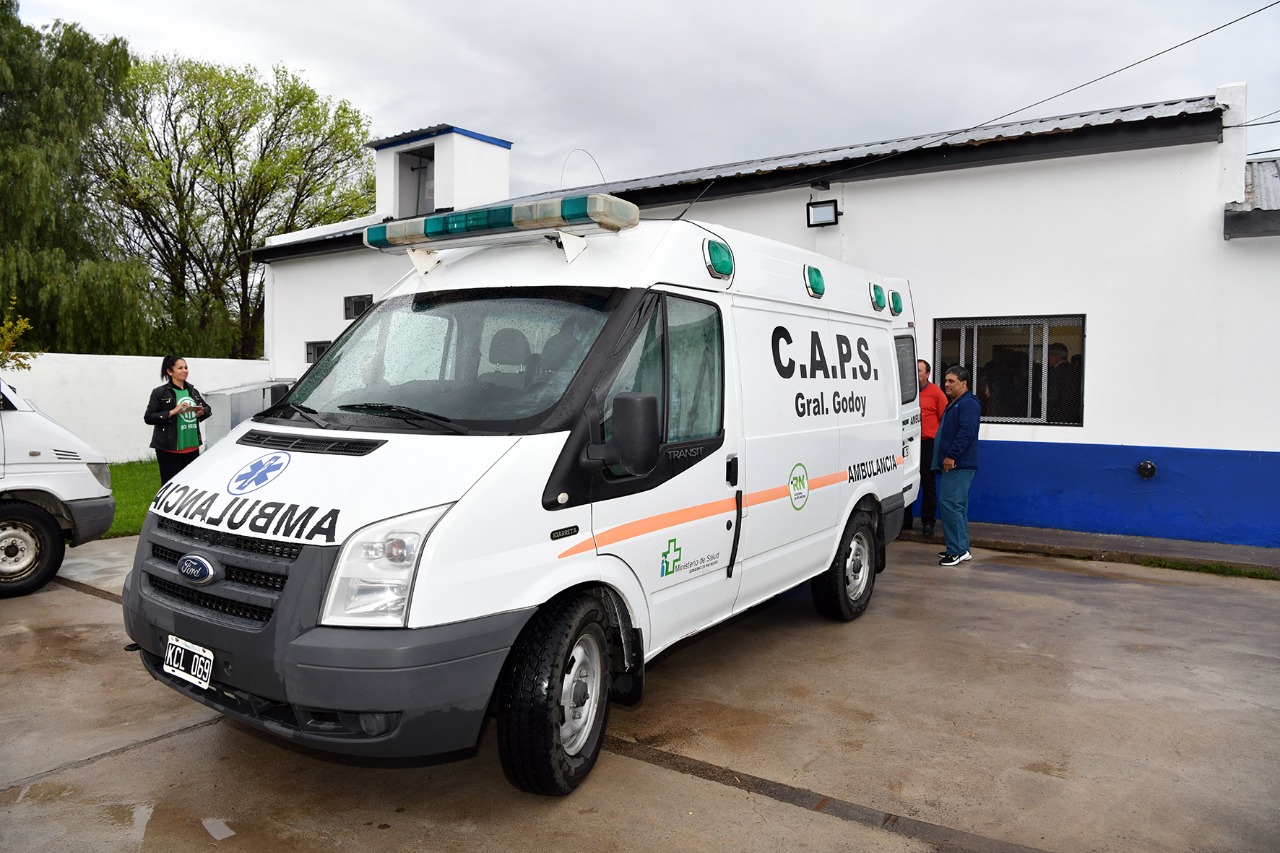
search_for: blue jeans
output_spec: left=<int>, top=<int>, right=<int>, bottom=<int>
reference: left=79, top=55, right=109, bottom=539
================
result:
left=939, top=468, right=976, bottom=555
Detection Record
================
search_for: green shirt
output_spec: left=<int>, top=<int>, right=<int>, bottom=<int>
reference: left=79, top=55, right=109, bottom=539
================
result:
left=174, top=388, right=200, bottom=451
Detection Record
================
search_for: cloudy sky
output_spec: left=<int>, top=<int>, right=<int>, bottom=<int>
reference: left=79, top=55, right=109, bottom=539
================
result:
left=19, top=0, right=1280, bottom=197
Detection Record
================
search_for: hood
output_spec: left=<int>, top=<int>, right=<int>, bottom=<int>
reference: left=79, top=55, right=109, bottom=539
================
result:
left=148, top=424, right=521, bottom=547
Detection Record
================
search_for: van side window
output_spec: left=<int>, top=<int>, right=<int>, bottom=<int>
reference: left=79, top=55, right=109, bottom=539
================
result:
left=602, top=294, right=724, bottom=447
left=894, top=335, right=918, bottom=404
left=667, top=298, right=723, bottom=442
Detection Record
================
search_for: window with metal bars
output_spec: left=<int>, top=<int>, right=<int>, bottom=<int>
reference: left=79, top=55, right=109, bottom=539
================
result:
left=344, top=294, right=373, bottom=320
left=305, top=341, right=331, bottom=364
left=934, top=315, right=1085, bottom=426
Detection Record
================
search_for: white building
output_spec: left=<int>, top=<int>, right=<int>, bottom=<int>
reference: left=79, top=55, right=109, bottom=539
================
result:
left=255, top=85, right=1280, bottom=547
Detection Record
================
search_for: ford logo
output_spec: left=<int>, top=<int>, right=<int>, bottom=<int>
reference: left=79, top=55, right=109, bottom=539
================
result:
left=176, top=554, right=216, bottom=585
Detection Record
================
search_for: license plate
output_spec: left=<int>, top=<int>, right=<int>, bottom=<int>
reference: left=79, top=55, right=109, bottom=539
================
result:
left=163, top=635, right=214, bottom=690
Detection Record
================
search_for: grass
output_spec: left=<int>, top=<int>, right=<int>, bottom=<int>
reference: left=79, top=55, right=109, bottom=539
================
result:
left=1137, top=557, right=1279, bottom=581
left=106, top=459, right=161, bottom=538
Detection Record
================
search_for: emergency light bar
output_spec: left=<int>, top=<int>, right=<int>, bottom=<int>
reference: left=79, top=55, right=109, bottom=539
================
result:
left=364, top=193, right=640, bottom=251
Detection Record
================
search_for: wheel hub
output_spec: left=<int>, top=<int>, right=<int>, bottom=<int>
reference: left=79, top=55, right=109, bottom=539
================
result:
left=559, top=634, right=603, bottom=756
left=0, top=526, right=38, bottom=578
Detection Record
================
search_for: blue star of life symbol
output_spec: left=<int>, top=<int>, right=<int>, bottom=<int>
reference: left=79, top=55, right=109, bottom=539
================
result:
left=227, top=451, right=292, bottom=495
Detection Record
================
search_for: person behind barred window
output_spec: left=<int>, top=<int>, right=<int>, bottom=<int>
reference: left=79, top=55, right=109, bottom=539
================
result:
left=1046, top=342, right=1082, bottom=424
left=144, top=355, right=212, bottom=485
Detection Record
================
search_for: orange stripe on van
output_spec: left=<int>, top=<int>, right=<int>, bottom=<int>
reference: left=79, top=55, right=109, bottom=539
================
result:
left=557, top=467, right=847, bottom=559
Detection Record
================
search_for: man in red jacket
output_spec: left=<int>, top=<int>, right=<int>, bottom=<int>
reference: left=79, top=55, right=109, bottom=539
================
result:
left=915, top=359, right=949, bottom=537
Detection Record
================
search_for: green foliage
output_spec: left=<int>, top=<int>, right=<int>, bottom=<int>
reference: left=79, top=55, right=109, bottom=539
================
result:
left=1138, top=557, right=1278, bottom=581
left=0, top=2, right=146, bottom=354
left=106, top=458, right=161, bottom=538
left=90, top=57, right=375, bottom=358
left=0, top=294, right=40, bottom=370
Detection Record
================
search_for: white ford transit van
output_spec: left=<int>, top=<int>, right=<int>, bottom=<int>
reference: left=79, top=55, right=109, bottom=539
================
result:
left=122, top=194, right=921, bottom=794
left=0, top=377, right=115, bottom=597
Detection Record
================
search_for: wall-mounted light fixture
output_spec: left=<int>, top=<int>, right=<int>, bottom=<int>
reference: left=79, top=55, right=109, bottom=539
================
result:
left=806, top=199, right=840, bottom=228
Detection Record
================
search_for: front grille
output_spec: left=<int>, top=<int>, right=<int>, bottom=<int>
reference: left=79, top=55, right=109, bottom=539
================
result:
left=227, top=566, right=286, bottom=591
left=156, top=517, right=301, bottom=560
left=148, top=574, right=274, bottom=623
left=239, top=430, right=384, bottom=457
left=153, top=544, right=184, bottom=564
left=150, top=544, right=288, bottom=593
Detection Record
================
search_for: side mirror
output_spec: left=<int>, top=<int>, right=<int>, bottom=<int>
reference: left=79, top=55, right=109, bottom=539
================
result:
left=269, top=383, right=290, bottom=406
left=584, top=393, right=661, bottom=477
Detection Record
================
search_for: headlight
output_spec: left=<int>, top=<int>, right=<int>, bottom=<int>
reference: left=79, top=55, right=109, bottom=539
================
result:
left=88, top=463, right=111, bottom=490
left=321, top=504, right=452, bottom=627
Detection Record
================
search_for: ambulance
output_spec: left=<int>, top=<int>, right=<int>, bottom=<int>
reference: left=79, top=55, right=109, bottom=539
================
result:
left=122, top=193, right=921, bottom=794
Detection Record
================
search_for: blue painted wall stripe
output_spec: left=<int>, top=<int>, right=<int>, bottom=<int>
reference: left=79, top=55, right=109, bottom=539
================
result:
left=915, top=440, right=1280, bottom=548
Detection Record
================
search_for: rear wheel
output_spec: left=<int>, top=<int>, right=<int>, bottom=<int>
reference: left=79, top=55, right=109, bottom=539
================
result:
left=496, top=594, right=612, bottom=795
left=0, top=502, right=66, bottom=598
left=811, top=509, right=878, bottom=621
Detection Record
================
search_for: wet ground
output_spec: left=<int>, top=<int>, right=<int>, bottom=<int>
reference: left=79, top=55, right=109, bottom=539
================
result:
left=2, top=536, right=1278, bottom=852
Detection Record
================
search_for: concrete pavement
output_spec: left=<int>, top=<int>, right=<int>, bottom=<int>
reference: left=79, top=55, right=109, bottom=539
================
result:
left=901, top=521, right=1280, bottom=578
left=2, top=530, right=1278, bottom=851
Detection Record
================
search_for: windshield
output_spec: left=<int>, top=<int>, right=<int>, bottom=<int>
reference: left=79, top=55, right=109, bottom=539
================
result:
left=287, top=286, right=623, bottom=431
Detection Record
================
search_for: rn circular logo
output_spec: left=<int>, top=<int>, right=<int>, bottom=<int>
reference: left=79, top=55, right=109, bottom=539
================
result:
left=227, top=451, right=292, bottom=496
left=788, top=463, right=809, bottom=510
left=176, top=554, right=216, bottom=585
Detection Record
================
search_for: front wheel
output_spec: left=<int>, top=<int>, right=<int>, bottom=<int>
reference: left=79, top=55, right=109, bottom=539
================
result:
left=496, top=594, right=612, bottom=795
left=0, top=502, right=66, bottom=598
left=811, top=509, right=879, bottom=621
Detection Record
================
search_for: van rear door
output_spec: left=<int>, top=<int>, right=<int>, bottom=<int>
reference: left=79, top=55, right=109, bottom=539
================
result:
left=894, top=333, right=922, bottom=509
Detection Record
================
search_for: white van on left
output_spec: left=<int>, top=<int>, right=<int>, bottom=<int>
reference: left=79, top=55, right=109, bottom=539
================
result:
left=0, top=377, right=116, bottom=597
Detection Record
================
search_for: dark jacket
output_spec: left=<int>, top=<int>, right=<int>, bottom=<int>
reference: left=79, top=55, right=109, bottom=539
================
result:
left=933, top=391, right=980, bottom=472
left=145, top=382, right=212, bottom=451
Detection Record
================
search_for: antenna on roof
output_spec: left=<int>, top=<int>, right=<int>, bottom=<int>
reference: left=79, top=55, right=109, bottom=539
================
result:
left=561, top=149, right=607, bottom=188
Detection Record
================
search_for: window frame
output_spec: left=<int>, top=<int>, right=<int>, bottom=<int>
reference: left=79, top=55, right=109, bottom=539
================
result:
left=934, top=314, right=1085, bottom=426
left=305, top=340, right=332, bottom=364
left=344, top=294, right=374, bottom=320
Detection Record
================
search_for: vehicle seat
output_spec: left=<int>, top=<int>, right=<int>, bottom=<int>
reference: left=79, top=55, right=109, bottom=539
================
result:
left=539, top=319, right=580, bottom=376
left=480, top=328, right=531, bottom=388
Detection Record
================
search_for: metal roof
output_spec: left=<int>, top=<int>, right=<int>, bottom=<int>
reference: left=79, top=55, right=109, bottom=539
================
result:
left=256, top=93, right=1230, bottom=261
left=512, top=94, right=1222, bottom=202
left=1235, top=158, right=1280, bottom=211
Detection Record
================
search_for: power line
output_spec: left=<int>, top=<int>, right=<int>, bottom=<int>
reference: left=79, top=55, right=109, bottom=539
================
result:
left=770, top=1, right=1280, bottom=192
left=966, top=0, right=1280, bottom=131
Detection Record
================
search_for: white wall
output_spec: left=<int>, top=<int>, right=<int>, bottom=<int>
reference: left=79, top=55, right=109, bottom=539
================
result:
left=263, top=247, right=413, bottom=381
left=447, top=134, right=512, bottom=211
left=643, top=142, right=1279, bottom=454
left=4, top=354, right=273, bottom=462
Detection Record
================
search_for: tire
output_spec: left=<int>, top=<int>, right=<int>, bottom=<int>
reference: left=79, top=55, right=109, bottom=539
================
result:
left=0, top=502, right=66, bottom=599
left=496, top=594, right=612, bottom=795
left=811, top=509, right=878, bottom=621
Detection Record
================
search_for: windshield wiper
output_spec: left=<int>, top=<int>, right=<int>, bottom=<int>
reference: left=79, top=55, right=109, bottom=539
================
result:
left=338, top=402, right=470, bottom=434
left=285, top=402, right=329, bottom=429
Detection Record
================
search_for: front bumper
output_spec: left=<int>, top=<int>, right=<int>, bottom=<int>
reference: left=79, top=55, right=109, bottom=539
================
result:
left=67, top=495, right=116, bottom=545
left=122, top=514, right=535, bottom=758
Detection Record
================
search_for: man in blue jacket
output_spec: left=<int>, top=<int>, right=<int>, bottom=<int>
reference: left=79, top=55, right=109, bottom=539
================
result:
left=934, top=365, right=981, bottom=566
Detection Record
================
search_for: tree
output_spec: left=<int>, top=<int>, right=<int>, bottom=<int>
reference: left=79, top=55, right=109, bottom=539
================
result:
left=89, top=58, right=375, bottom=358
left=0, top=1, right=153, bottom=354
left=0, top=295, right=40, bottom=371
